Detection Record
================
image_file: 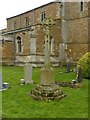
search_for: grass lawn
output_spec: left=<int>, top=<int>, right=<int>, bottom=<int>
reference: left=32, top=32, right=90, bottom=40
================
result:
left=2, top=66, right=89, bottom=118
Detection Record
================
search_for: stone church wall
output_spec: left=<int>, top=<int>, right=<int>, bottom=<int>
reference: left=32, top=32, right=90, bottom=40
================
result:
left=2, top=1, right=89, bottom=66
left=60, top=2, right=89, bottom=64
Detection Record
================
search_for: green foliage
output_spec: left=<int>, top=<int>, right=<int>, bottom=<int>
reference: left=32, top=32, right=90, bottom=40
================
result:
left=77, top=52, right=90, bottom=78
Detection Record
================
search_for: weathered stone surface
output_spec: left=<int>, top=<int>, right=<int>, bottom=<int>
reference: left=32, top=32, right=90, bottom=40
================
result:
left=55, top=81, right=83, bottom=88
left=76, top=66, right=83, bottom=83
left=24, top=63, right=33, bottom=84
left=30, top=18, right=66, bottom=101
left=41, top=67, right=54, bottom=85
left=30, top=84, right=66, bottom=101
left=1, top=2, right=88, bottom=66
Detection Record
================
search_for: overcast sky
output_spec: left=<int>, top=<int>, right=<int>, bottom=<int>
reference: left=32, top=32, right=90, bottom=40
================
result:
left=0, top=0, right=54, bottom=30
left=0, top=0, right=89, bottom=30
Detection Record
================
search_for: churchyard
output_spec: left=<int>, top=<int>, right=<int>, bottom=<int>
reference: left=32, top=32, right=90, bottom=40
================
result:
left=2, top=66, right=88, bottom=118
left=1, top=18, right=89, bottom=119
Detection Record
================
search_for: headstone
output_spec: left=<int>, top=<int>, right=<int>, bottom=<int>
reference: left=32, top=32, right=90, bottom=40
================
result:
left=65, top=60, right=72, bottom=73
left=24, top=64, right=33, bottom=84
left=76, top=66, right=83, bottom=83
left=0, top=73, right=2, bottom=90
left=73, top=67, right=78, bottom=73
left=0, top=72, right=2, bottom=119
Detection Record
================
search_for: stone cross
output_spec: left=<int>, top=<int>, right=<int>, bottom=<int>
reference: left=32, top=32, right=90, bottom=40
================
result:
left=40, top=18, right=55, bottom=85
left=30, top=18, right=66, bottom=100
left=42, top=18, right=55, bottom=67
left=24, top=63, right=33, bottom=84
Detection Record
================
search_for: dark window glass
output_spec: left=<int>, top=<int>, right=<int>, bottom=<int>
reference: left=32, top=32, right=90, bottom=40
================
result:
left=81, top=1, right=84, bottom=12
left=26, top=17, right=30, bottom=27
left=17, top=36, right=22, bottom=53
left=41, top=11, right=46, bottom=22
left=13, top=21, right=16, bottom=30
left=18, top=40, right=22, bottom=53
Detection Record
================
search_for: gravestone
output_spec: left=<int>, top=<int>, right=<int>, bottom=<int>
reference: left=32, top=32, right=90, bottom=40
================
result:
left=65, top=62, right=71, bottom=73
left=30, top=18, right=66, bottom=101
left=0, top=73, right=2, bottom=90
left=0, top=72, right=2, bottom=119
left=76, top=66, right=83, bottom=83
left=24, top=64, right=33, bottom=84
left=65, top=60, right=72, bottom=73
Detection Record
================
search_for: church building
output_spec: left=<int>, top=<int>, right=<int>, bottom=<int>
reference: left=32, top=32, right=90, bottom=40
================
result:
left=1, top=0, right=89, bottom=66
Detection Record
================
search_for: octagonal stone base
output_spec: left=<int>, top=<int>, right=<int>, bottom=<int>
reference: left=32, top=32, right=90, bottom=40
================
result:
left=30, top=84, right=66, bottom=101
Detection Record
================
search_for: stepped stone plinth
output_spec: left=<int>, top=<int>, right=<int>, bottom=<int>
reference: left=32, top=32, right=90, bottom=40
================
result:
left=30, top=84, right=66, bottom=101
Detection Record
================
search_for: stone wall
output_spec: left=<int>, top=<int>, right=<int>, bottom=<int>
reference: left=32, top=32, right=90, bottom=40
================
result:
left=2, top=40, right=14, bottom=65
left=63, top=2, right=88, bottom=20
left=0, top=30, right=2, bottom=65
left=14, top=19, right=61, bottom=66
left=88, top=2, right=90, bottom=52
left=66, top=44, right=88, bottom=61
left=2, top=1, right=89, bottom=66
left=0, top=41, right=2, bottom=65
left=60, top=2, right=88, bottom=63
left=7, top=2, right=61, bottom=31
left=0, top=29, right=14, bottom=65
left=5, top=2, right=62, bottom=66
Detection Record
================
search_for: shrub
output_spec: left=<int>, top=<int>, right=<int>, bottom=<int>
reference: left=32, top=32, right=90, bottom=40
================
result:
left=77, top=52, right=90, bottom=79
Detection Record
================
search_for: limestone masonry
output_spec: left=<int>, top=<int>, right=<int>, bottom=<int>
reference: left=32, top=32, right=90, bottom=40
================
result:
left=1, top=1, right=89, bottom=66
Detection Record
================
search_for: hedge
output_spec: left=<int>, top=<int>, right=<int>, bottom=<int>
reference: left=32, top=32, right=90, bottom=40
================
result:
left=77, top=52, right=90, bottom=79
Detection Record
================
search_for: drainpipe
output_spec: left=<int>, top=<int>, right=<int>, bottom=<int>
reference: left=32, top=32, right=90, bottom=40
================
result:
left=19, top=15, right=21, bottom=28
left=13, top=33, right=16, bottom=65
left=59, top=2, right=63, bottom=66
left=32, top=9, right=35, bottom=25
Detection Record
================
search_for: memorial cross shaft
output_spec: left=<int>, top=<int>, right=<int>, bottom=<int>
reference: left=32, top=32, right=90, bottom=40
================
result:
left=42, top=18, right=55, bottom=67
left=30, top=18, right=66, bottom=100
left=40, top=18, right=55, bottom=85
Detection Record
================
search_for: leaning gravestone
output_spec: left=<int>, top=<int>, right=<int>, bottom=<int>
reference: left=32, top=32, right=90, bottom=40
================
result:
left=65, top=59, right=72, bottom=73
left=0, top=72, right=2, bottom=90
left=71, top=66, right=83, bottom=88
left=76, top=66, right=83, bottom=83
left=24, top=64, right=33, bottom=84
left=0, top=72, right=2, bottom=119
left=65, top=62, right=71, bottom=73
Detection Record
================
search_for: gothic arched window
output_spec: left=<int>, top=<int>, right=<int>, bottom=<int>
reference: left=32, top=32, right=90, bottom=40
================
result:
left=80, top=1, right=84, bottom=12
left=41, top=11, right=46, bottom=22
left=17, top=40, right=22, bottom=53
left=17, top=36, right=22, bottom=53
left=50, top=35, right=54, bottom=55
